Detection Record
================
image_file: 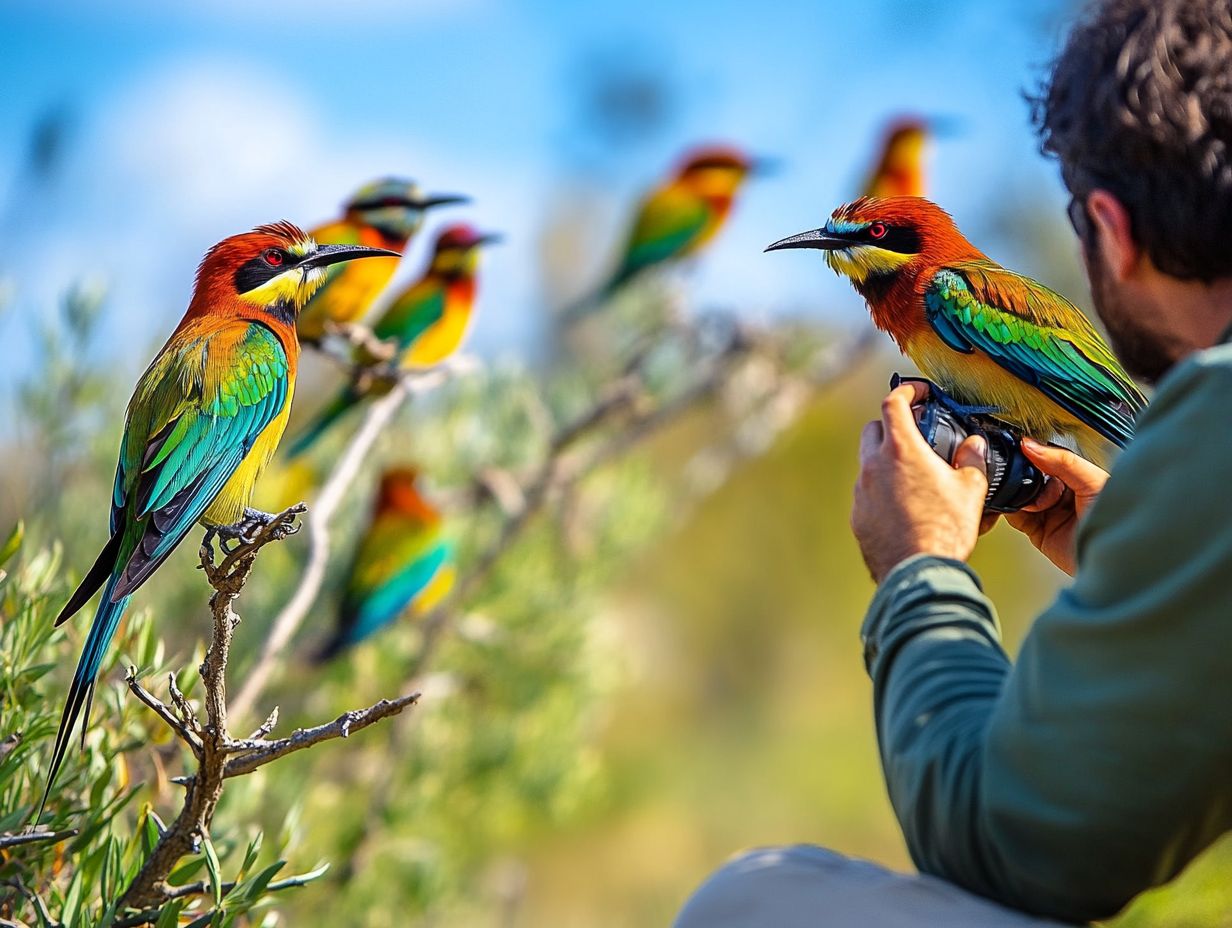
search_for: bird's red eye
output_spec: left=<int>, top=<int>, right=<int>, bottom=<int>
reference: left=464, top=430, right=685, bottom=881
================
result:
left=263, top=249, right=285, bottom=267
left=868, top=222, right=888, bottom=240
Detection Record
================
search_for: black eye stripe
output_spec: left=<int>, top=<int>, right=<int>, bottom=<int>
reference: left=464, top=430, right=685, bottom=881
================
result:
left=688, top=158, right=743, bottom=171
left=861, top=225, right=920, bottom=254
left=235, top=255, right=286, bottom=294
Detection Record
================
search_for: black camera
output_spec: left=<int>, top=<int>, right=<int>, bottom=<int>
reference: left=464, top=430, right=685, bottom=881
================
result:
left=890, top=374, right=1045, bottom=513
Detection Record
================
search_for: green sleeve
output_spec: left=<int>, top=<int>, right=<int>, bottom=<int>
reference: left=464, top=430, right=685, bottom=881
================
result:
left=861, top=349, right=1232, bottom=923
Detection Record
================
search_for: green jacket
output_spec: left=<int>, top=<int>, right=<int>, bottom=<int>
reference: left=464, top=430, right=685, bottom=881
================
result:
left=862, top=343, right=1232, bottom=924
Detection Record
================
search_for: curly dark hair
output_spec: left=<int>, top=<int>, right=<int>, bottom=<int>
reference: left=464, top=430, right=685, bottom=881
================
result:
left=1033, top=0, right=1232, bottom=281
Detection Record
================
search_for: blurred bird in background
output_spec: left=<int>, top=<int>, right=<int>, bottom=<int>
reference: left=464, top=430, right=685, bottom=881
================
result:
left=860, top=116, right=932, bottom=198
left=316, top=466, right=454, bottom=660
left=565, top=145, right=770, bottom=319
left=40, top=222, right=398, bottom=815
left=766, top=196, right=1146, bottom=466
left=287, top=223, right=499, bottom=457
left=296, top=178, right=467, bottom=343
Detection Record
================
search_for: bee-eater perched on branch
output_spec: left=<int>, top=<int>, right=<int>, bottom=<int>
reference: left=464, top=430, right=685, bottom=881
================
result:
left=296, top=178, right=467, bottom=342
left=39, top=222, right=397, bottom=816
left=767, top=196, right=1146, bottom=466
left=287, top=223, right=499, bottom=457
left=316, top=467, right=453, bottom=661
left=566, top=145, right=771, bottom=319
left=861, top=117, right=932, bottom=198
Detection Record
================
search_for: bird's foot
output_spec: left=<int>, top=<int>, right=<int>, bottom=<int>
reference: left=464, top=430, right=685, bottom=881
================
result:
left=204, top=509, right=297, bottom=557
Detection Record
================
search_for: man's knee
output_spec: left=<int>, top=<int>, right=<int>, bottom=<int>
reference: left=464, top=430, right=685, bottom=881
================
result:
left=674, top=845, right=1077, bottom=928
left=674, top=845, right=856, bottom=928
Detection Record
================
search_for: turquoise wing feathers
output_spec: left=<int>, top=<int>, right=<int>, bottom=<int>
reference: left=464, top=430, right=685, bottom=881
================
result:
left=924, top=263, right=1147, bottom=447
left=114, top=322, right=290, bottom=596
left=332, top=517, right=450, bottom=650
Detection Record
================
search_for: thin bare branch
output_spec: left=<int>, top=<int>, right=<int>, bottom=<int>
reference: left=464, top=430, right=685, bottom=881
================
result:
left=2, top=877, right=53, bottom=928
left=124, top=669, right=202, bottom=759
left=0, top=829, right=78, bottom=851
left=118, top=499, right=424, bottom=919
left=246, top=707, right=279, bottom=741
left=222, top=693, right=420, bottom=778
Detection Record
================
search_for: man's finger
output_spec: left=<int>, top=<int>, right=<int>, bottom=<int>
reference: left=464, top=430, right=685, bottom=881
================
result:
left=880, top=385, right=929, bottom=446
left=892, top=378, right=931, bottom=406
left=1019, top=473, right=1066, bottom=512
left=859, top=420, right=883, bottom=464
left=953, top=434, right=988, bottom=476
left=1021, top=438, right=1109, bottom=496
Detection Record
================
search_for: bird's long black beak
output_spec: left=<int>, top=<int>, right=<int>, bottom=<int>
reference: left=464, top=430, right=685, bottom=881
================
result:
left=474, top=232, right=503, bottom=247
left=301, top=243, right=401, bottom=269
left=418, top=193, right=470, bottom=209
left=764, top=228, right=849, bottom=253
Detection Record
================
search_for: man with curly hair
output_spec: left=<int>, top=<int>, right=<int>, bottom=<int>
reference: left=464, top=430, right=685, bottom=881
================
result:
left=676, top=1, right=1232, bottom=924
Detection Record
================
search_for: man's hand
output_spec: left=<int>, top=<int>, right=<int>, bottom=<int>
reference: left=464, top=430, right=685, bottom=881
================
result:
left=1004, top=438, right=1109, bottom=576
left=852, top=383, right=990, bottom=583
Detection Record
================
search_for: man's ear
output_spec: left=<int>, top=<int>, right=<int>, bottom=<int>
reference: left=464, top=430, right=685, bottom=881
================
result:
left=1087, top=189, right=1138, bottom=281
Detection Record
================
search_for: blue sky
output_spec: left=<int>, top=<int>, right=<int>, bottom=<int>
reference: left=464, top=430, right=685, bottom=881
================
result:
left=0, top=0, right=1079, bottom=387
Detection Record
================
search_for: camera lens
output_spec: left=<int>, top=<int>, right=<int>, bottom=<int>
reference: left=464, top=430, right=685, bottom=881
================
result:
left=981, top=426, right=1045, bottom=512
left=911, top=395, right=1045, bottom=513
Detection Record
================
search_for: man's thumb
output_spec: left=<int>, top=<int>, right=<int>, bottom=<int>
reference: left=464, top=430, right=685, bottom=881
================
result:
left=953, top=434, right=988, bottom=475
left=1021, top=437, right=1108, bottom=495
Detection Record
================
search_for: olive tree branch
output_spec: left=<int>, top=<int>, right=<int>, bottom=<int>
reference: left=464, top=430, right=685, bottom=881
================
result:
left=0, top=830, right=78, bottom=852
left=115, top=504, right=420, bottom=921
left=221, top=693, right=420, bottom=778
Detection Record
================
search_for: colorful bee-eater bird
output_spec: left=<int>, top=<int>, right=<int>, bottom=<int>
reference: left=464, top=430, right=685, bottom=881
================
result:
left=316, top=467, right=454, bottom=660
left=766, top=196, right=1146, bottom=466
left=861, top=117, right=931, bottom=198
left=565, top=145, right=770, bottom=319
left=296, top=178, right=467, bottom=342
left=39, top=222, right=398, bottom=815
left=286, top=223, right=499, bottom=457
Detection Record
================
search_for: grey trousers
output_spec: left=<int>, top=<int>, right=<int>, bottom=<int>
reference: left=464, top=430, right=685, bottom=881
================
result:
left=673, top=846, right=1079, bottom=927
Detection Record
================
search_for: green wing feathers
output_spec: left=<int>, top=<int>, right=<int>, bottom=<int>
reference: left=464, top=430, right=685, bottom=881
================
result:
left=373, top=280, right=446, bottom=350
left=113, top=322, right=290, bottom=596
left=924, top=263, right=1147, bottom=447
left=616, top=187, right=710, bottom=283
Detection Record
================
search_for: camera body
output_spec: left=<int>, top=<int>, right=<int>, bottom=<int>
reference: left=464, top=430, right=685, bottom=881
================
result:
left=892, top=375, right=1045, bottom=513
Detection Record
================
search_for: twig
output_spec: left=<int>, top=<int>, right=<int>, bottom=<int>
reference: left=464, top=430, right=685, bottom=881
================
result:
left=230, top=355, right=474, bottom=723
left=2, top=878, right=52, bottom=928
left=247, top=707, right=279, bottom=741
left=167, top=675, right=199, bottom=735
left=221, top=693, right=419, bottom=778
left=124, top=669, right=202, bottom=759
left=0, top=829, right=78, bottom=851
